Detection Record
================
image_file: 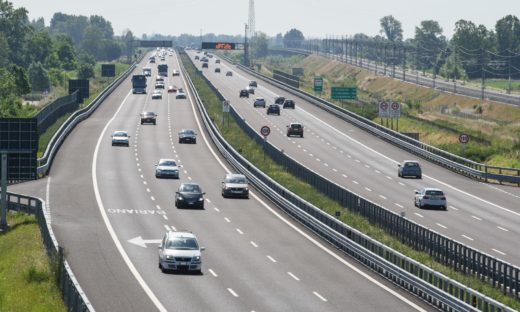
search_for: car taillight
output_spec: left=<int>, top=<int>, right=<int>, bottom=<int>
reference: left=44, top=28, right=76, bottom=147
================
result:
left=423, top=196, right=430, bottom=199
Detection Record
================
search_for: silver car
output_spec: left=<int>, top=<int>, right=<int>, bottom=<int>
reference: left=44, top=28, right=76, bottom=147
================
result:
left=158, top=231, right=204, bottom=273
left=253, top=97, right=266, bottom=108
left=111, top=131, right=130, bottom=146
left=414, top=188, right=447, bottom=210
left=155, top=159, right=180, bottom=178
left=221, top=174, right=249, bottom=198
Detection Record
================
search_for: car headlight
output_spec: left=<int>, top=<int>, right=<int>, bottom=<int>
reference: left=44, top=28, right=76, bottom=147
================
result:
left=156, top=169, right=162, bottom=172
left=166, top=255, right=173, bottom=260
left=178, top=195, right=184, bottom=200
left=198, top=197, right=204, bottom=201
left=245, top=187, right=249, bottom=191
left=193, top=256, right=200, bottom=261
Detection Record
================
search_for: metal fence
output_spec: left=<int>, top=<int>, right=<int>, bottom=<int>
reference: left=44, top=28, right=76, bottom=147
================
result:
left=181, top=50, right=516, bottom=311
left=272, top=69, right=300, bottom=88
left=35, top=92, right=79, bottom=135
left=232, top=62, right=520, bottom=185
left=6, top=192, right=94, bottom=311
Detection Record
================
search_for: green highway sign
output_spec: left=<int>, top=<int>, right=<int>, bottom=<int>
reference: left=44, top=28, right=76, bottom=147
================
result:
left=314, top=77, right=323, bottom=92
left=331, top=87, right=357, bottom=100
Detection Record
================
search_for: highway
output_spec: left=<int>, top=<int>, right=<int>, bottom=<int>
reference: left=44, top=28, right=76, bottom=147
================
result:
left=10, top=51, right=432, bottom=311
left=187, top=50, right=520, bottom=266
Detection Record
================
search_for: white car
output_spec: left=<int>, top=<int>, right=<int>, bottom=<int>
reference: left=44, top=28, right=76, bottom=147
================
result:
left=221, top=174, right=249, bottom=198
left=176, top=90, right=187, bottom=99
left=152, top=90, right=162, bottom=99
left=414, top=188, right=447, bottom=210
left=158, top=231, right=204, bottom=273
left=155, top=158, right=180, bottom=178
left=111, top=131, right=130, bottom=146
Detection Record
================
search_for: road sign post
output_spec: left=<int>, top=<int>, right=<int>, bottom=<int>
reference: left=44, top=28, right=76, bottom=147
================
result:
left=314, top=77, right=323, bottom=93
left=260, top=126, right=271, bottom=161
left=390, top=102, right=401, bottom=131
left=222, top=100, right=230, bottom=127
left=459, top=133, right=470, bottom=156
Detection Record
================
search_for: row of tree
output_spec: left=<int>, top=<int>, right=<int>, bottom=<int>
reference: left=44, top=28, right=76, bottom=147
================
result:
left=282, top=15, right=520, bottom=80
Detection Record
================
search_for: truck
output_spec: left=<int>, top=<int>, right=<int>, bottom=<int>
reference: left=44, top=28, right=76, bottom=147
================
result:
left=158, top=64, right=168, bottom=77
left=132, top=74, right=147, bottom=94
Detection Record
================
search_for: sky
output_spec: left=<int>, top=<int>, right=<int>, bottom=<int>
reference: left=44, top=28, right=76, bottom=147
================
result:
left=10, top=0, right=520, bottom=39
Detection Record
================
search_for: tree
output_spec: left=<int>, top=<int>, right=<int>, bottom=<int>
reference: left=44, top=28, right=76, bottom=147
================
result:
left=380, top=15, right=403, bottom=42
left=9, top=64, right=30, bottom=95
left=252, top=32, right=268, bottom=58
left=275, top=33, right=283, bottom=47
left=54, top=34, right=76, bottom=70
left=0, top=0, right=31, bottom=65
left=30, top=17, right=45, bottom=31
left=414, top=20, right=447, bottom=70
left=495, top=15, right=520, bottom=52
left=283, top=29, right=304, bottom=48
left=77, top=63, right=94, bottom=79
left=27, top=62, right=50, bottom=92
left=0, top=32, right=9, bottom=67
left=25, top=30, right=53, bottom=64
left=89, top=15, right=114, bottom=40
left=49, top=12, right=88, bottom=45
left=122, top=29, right=135, bottom=62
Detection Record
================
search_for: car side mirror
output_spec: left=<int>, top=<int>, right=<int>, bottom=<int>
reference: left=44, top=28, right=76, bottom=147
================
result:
left=202, top=192, right=206, bottom=195
left=155, top=164, right=158, bottom=166
left=158, top=244, right=163, bottom=249
left=175, top=191, right=179, bottom=194
left=414, top=191, right=419, bottom=194
left=200, top=247, right=205, bottom=251
left=398, top=164, right=401, bottom=167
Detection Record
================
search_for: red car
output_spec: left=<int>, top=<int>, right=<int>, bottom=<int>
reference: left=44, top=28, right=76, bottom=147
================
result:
left=167, top=85, right=178, bottom=93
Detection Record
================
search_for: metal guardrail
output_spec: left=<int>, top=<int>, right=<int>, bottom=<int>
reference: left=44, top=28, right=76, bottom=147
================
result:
left=180, top=51, right=516, bottom=312
left=37, top=55, right=144, bottom=175
left=230, top=61, right=520, bottom=185
left=6, top=192, right=94, bottom=311
left=35, top=91, right=79, bottom=135
left=258, top=49, right=520, bottom=185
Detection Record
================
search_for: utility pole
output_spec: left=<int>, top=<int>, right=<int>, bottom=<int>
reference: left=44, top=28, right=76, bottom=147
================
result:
left=244, top=24, right=250, bottom=67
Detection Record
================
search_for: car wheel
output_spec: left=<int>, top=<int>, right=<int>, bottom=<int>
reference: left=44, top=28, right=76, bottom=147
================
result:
left=175, top=200, right=179, bottom=208
left=417, top=175, right=422, bottom=179
left=178, top=139, right=182, bottom=143
left=193, top=139, right=196, bottom=144
left=153, top=121, right=156, bottom=125
left=300, top=134, right=304, bottom=138
left=414, top=199, right=417, bottom=207
left=398, top=171, right=401, bottom=177
left=418, top=201, right=424, bottom=209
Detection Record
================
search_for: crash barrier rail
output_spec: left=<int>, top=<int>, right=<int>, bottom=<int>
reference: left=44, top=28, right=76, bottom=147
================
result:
left=37, top=54, right=145, bottom=175
left=35, top=91, right=79, bottom=135
left=6, top=192, right=94, bottom=311
left=230, top=60, right=520, bottom=185
left=219, top=53, right=520, bottom=298
left=180, top=50, right=515, bottom=311
left=277, top=47, right=520, bottom=107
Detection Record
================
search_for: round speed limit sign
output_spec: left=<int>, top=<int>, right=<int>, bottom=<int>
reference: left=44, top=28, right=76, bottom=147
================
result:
left=260, top=125, right=271, bottom=137
left=459, top=133, right=470, bottom=144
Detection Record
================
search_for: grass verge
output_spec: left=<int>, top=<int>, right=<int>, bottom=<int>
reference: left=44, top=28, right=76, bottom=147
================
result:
left=0, top=212, right=66, bottom=311
left=180, top=52, right=520, bottom=309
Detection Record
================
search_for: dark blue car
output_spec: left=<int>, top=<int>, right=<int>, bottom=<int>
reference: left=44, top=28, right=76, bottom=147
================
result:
left=398, top=161, right=422, bottom=178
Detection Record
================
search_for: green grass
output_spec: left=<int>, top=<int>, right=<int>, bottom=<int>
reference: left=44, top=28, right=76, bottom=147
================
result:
left=470, top=78, right=520, bottom=93
left=37, top=113, right=71, bottom=158
left=0, top=212, right=66, bottom=312
left=180, top=51, right=520, bottom=309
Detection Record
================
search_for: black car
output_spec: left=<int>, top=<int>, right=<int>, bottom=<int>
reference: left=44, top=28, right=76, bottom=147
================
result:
left=202, top=63, right=208, bottom=68
left=175, top=183, right=205, bottom=209
left=140, top=111, right=157, bottom=125
left=283, top=99, right=295, bottom=109
left=239, top=89, right=249, bottom=98
left=274, top=96, right=285, bottom=104
left=286, top=123, right=304, bottom=137
left=215, top=67, right=221, bottom=73
left=194, top=56, right=199, bottom=60
left=266, top=104, right=280, bottom=115
left=215, top=59, right=221, bottom=64
left=178, top=129, right=197, bottom=143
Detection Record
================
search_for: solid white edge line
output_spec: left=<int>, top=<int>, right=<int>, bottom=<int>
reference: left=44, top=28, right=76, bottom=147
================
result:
left=227, top=288, right=239, bottom=297
left=92, top=90, right=167, bottom=312
left=208, top=269, right=218, bottom=277
left=185, top=52, right=427, bottom=312
left=287, top=272, right=300, bottom=281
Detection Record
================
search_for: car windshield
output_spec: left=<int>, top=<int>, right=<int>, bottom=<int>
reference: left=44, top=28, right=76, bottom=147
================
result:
left=405, top=162, right=419, bottom=167
left=166, top=237, right=199, bottom=250
left=181, top=130, right=194, bottom=135
left=225, top=176, right=248, bottom=184
left=142, top=112, right=155, bottom=116
left=113, top=132, right=127, bottom=137
left=180, top=184, right=201, bottom=193
left=291, top=124, right=302, bottom=129
left=159, top=160, right=176, bottom=166
left=425, top=190, right=444, bottom=196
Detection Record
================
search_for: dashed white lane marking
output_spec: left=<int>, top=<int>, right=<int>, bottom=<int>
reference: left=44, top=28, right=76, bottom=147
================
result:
left=146, top=188, right=150, bottom=193
left=436, top=223, right=447, bottom=229
left=414, top=213, right=424, bottom=218
left=394, top=203, right=404, bottom=209
left=224, top=217, right=231, bottom=223
left=170, top=225, right=177, bottom=231
left=250, top=241, right=258, bottom=248
left=188, top=176, right=192, bottom=180
left=375, top=170, right=381, bottom=174
left=267, top=255, right=277, bottom=263
left=208, top=269, right=218, bottom=277
left=287, top=272, right=300, bottom=281
left=342, top=174, right=348, bottom=178
left=313, top=291, right=328, bottom=302
left=162, top=215, right=168, bottom=220
left=386, top=176, right=393, bottom=180
left=398, top=182, right=405, bottom=186
left=449, top=205, right=459, bottom=211
left=332, top=168, right=338, bottom=172
left=492, top=248, right=506, bottom=256
left=364, top=164, right=370, bottom=168
left=206, top=199, right=212, bottom=203
left=379, top=195, right=387, bottom=200
left=323, top=163, right=328, bottom=167
left=151, top=196, right=155, bottom=201
left=461, top=235, right=474, bottom=241
left=156, top=205, right=161, bottom=210
left=138, top=168, right=142, bottom=172
left=497, top=226, right=509, bottom=232
left=164, top=225, right=171, bottom=231
left=214, top=207, right=220, bottom=212
left=143, top=181, right=147, bottom=185
left=227, top=288, right=239, bottom=297
left=236, top=228, right=244, bottom=235
left=355, top=159, right=360, bottom=163
left=140, top=174, right=144, bottom=178
left=352, top=180, right=359, bottom=185
left=472, top=216, right=482, bottom=221
left=365, top=187, right=372, bottom=192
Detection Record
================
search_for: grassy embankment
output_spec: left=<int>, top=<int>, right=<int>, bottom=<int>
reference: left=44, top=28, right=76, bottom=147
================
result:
left=254, top=54, right=520, bottom=169
left=180, top=52, right=520, bottom=309
left=0, top=213, right=66, bottom=312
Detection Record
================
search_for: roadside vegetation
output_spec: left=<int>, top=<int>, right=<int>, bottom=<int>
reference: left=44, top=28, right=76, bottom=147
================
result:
left=180, top=52, right=520, bottom=309
left=0, top=212, right=66, bottom=312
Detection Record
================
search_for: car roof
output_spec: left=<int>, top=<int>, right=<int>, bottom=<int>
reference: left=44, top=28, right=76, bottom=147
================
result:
left=159, top=158, right=176, bottom=163
left=403, top=160, right=419, bottom=163
left=141, top=111, right=156, bottom=114
left=290, top=122, right=302, bottom=126
left=180, top=182, right=200, bottom=187
left=422, top=187, right=443, bottom=192
left=113, top=130, right=128, bottom=134
left=166, top=231, right=196, bottom=239
left=225, top=173, right=246, bottom=178
left=255, top=97, right=264, bottom=100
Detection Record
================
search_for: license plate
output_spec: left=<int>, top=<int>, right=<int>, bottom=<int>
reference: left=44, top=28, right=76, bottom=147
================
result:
left=180, top=262, right=187, bottom=266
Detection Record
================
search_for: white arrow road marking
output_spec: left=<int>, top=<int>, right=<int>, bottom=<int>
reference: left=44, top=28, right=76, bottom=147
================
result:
left=128, top=236, right=162, bottom=248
